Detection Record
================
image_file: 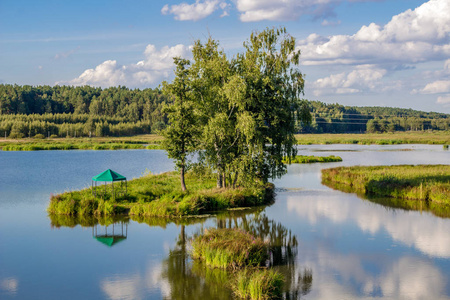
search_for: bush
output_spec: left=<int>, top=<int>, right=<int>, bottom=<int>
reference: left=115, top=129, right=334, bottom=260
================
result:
left=33, top=133, right=45, bottom=139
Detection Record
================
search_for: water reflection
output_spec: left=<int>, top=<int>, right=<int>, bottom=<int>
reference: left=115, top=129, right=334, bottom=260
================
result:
left=286, top=191, right=450, bottom=258
left=93, top=221, right=128, bottom=247
left=0, top=278, right=18, bottom=296
left=158, top=209, right=313, bottom=299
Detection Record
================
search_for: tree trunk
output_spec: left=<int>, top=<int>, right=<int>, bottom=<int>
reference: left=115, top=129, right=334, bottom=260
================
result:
left=181, top=165, right=187, bottom=192
left=232, top=172, right=239, bottom=189
left=217, top=172, right=223, bottom=189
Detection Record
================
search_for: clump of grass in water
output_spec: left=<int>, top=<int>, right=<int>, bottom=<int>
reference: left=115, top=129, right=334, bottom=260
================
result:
left=232, top=268, right=284, bottom=300
left=191, top=228, right=268, bottom=269
left=191, top=228, right=284, bottom=299
left=283, top=155, right=342, bottom=164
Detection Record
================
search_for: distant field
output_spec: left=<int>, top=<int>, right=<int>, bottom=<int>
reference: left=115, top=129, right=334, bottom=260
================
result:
left=1, top=132, right=449, bottom=151
left=295, top=131, right=450, bottom=145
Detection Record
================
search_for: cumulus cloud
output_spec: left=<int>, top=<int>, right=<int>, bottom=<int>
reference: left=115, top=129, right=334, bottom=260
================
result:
left=421, top=80, right=450, bottom=94
left=298, top=0, right=450, bottom=66
left=161, top=0, right=228, bottom=21
left=311, top=65, right=387, bottom=96
left=235, top=0, right=383, bottom=22
left=61, top=44, right=191, bottom=88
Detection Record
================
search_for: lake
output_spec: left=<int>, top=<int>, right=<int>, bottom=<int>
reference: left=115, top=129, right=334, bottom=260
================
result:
left=1, top=145, right=449, bottom=299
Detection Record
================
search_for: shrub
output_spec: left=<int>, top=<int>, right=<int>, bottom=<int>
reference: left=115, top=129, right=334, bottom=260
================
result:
left=33, top=133, right=45, bottom=139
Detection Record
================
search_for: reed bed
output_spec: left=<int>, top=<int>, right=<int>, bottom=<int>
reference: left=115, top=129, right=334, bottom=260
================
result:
left=48, top=171, right=274, bottom=217
left=191, top=228, right=268, bottom=269
left=191, top=228, right=284, bottom=300
left=296, top=131, right=450, bottom=145
left=322, top=165, right=450, bottom=205
left=0, top=134, right=164, bottom=151
left=232, top=269, right=284, bottom=300
left=284, top=155, right=342, bottom=164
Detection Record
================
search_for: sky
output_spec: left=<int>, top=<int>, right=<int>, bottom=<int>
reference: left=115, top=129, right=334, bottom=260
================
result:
left=1, top=0, right=449, bottom=113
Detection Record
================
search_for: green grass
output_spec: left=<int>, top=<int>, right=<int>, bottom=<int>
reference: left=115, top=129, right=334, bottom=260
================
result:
left=0, top=134, right=164, bottom=151
left=296, top=131, right=450, bottom=145
left=232, top=269, right=284, bottom=300
left=47, top=171, right=274, bottom=217
left=191, top=228, right=284, bottom=300
left=284, top=155, right=342, bottom=164
left=322, top=165, right=450, bottom=205
left=191, top=228, right=268, bottom=270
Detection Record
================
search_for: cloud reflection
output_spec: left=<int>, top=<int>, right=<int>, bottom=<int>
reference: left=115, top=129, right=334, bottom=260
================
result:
left=0, top=277, right=18, bottom=294
left=287, top=191, right=450, bottom=258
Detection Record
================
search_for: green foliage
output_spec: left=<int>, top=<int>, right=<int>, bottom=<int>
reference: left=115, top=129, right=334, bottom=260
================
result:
left=301, top=101, right=450, bottom=134
left=232, top=269, right=284, bottom=300
left=162, top=58, right=200, bottom=191
left=162, top=27, right=311, bottom=189
left=0, top=85, right=169, bottom=137
left=191, top=228, right=269, bottom=270
left=284, top=155, right=342, bottom=164
left=322, top=165, right=450, bottom=205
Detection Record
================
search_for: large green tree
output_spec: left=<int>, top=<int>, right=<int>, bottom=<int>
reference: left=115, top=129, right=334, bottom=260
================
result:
left=161, top=58, right=199, bottom=191
left=162, top=27, right=311, bottom=189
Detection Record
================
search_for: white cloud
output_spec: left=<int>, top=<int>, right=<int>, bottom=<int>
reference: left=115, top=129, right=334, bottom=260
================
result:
left=161, top=0, right=227, bottom=21
left=311, top=65, right=387, bottom=96
left=62, top=44, right=191, bottom=88
left=298, top=0, right=450, bottom=66
left=421, top=80, right=450, bottom=94
left=235, top=0, right=383, bottom=22
left=437, top=95, right=450, bottom=104
left=54, top=46, right=80, bottom=60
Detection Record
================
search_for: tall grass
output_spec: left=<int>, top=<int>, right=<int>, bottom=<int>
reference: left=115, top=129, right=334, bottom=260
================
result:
left=296, top=131, right=450, bottom=145
left=48, top=171, right=274, bottom=217
left=232, top=269, right=284, bottom=300
left=284, top=155, right=342, bottom=164
left=322, top=165, right=450, bottom=205
left=191, top=228, right=268, bottom=269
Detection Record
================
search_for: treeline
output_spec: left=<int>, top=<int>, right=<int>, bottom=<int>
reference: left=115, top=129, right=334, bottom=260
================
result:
left=0, top=84, right=169, bottom=137
left=298, top=101, right=450, bottom=133
left=1, top=84, right=450, bottom=138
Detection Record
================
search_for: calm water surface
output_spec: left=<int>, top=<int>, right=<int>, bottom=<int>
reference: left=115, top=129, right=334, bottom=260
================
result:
left=0, top=145, right=449, bottom=299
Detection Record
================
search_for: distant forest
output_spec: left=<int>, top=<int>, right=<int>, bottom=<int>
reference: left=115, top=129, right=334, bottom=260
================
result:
left=0, top=84, right=449, bottom=138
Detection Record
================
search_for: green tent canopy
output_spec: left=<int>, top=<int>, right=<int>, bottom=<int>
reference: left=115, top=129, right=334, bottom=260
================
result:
left=91, top=169, right=127, bottom=197
left=94, top=236, right=127, bottom=247
left=92, top=169, right=126, bottom=182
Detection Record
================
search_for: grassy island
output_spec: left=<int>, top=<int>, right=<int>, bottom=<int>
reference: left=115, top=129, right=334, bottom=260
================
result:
left=322, top=165, right=450, bottom=206
left=48, top=171, right=274, bottom=217
left=284, top=155, right=342, bottom=164
left=192, top=228, right=284, bottom=300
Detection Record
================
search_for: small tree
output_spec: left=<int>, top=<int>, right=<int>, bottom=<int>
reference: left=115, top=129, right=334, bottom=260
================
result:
left=162, top=58, right=199, bottom=191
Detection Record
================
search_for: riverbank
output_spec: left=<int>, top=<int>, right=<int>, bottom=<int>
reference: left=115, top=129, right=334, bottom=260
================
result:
left=0, top=134, right=164, bottom=150
left=47, top=171, right=274, bottom=217
left=296, top=131, right=450, bottom=145
left=322, top=165, right=450, bottom=205
left=2, top=131, right=450, bottom=151
left=284, top=155, right=342, bottom=164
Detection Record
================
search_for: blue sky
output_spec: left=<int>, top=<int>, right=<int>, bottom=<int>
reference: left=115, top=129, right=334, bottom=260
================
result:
left=1, top=0, right=449, bottom=113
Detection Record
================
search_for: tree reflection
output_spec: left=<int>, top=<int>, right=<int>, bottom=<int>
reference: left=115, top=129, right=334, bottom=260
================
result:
left=160, top=209, right=313, bottom=299
left=160, top=224, right=232, bottom=300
